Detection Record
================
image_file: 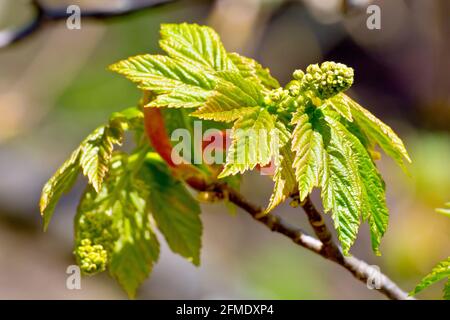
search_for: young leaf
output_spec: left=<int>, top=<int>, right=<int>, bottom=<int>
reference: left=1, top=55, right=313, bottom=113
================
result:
left=109, top=54, right=214, bottom=109
left=192, top=71, right=263, bottom=122
left=159, top=23, right=235, bottom=72
left=76, top=153, right=160, bottom=298
left=40, top=108, right=141, bottom=230
left=219, top=109, right=283, bottom=177
left=141, top=156, right=202, bottom=265
left=327, top=95, right=352, bottom=121
left=325, top=114, right=388, bottom=255
left=340, top=94, right=411, bottom=170
left=79, top=125, right=123, bottom=193
left=291, top=111, right=325, bottom=201
left=319, top=115, right=362, bottom=254
left=228, top=52, right=280, bottom=90
left=411, top=257, right=450, bottom=299
left=109, top=188, right=160, bottom=299
left=40, top=149, right=81, bottom=230
left=266, top=142, right=297, bottom=213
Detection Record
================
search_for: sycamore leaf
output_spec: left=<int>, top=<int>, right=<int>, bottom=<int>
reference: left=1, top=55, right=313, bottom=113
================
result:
left=40, top=149, right=81, bottom=231
left=215, top=71, right=264, bottom=105
left=219, top=108, right=284, bottom=177
left=340, top=94, right=411, bottom=170
left=109, top=54, right=214, bottom=109
left=193, top=105, right=257, bottom=123
left=319, top=114, right=362, bottom=255
left=228, top=52, right=280, bottom=90
left=159, top=23, right=235, bottom=72
left=40, top=108, right=143, bottom=230
left=75, top=154, right=160, bottom=298
left=266, top=142, right=297, bottom=213
left=411, top=257, right=450, bottom=299
left=141, top=156, right=202, bottom=265
left=291, top=111, right=325, bottom=201
left=109, top=186, right=160, bottom=299
left=192, top=71, right=264, bottom=122
left=325, top=114, right=388, bottom=255
left=342, top=118, right=380, bottom=161
left=79, top=125, right=123, bottom=193
left=327, top=95, right=352, bottom=121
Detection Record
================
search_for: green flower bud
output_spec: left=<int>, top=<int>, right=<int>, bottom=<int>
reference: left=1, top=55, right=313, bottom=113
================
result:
left=284, top=80, right=300, bottom=97
left=292, top=69, right=305, bottom=81
left=77, top=211, right=117, bottom=252
left=74, top=211, right=118, bottom=275
left=303, top=61, right=354, bottom=99
left=75, top=238, right=108, bottom=275
left=269, top=88, right=287, bottom=102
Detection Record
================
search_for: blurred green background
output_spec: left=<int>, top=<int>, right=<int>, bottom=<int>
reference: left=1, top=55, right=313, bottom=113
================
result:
left=0, top=0, right=448, bottom=299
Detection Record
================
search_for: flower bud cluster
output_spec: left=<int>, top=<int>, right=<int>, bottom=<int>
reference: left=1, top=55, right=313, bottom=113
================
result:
left=75, top=211, right=118, bottom=275
left=297, top=62, right=354, bottom=99
left=75, top=239, right=108, bottom=275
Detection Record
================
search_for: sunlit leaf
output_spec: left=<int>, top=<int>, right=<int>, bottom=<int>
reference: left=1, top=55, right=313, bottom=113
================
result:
left=141, top=156, right=202, bottom=265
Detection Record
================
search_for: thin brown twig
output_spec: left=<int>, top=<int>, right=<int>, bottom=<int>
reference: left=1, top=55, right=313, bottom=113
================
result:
left=296, top=195, right=344, bottom=262
left=185, top=176, right=412, bottom=300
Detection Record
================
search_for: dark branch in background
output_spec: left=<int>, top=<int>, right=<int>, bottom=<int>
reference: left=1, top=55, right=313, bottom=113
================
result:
left=0, top=0, right=175, bottom=49
left=185, top=175, right=412, bottom=300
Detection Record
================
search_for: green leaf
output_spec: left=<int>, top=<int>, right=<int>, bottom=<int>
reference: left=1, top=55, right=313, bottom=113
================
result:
left=327, top=95, right=352, bottom=121
left=219, top=108, right=284, bottom=177
left=216, top=71, right=265, bottom=103
left=411, top=257, right=450, bottom=298
left=159, top=23, right=235, bottom=72
left=291, top=110, right=325, bottom=201
left=109, top=185, right=160, bottom=299
left=41, top=108, right=141, bottom=231
left=340, top=94, right=411, bottom=170
left=318, top=114, right=362, bottom=255
left=40, top=148, right=81, bottom=231
left=342, top=118, right=380, bottom=161
left=192, top=71, right=263, bottom=122
left=75, top=153, right=160, bottom=298
left=266, top=141, right=297, bottom=213
left=228, top=52, right=280, bottom=90
left=141, top=156, right=202, bottom=265
left=109, top=54, right=214, bottom=109
left=79, top=125, right=123, bottom=193
left=325, top=114, right=388, bottom=255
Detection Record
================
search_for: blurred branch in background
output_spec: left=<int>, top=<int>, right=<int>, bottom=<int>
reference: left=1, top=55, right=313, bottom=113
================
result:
left=0, top=0, right=175, bottom=49
left=0, top=0, right=374, bottom=50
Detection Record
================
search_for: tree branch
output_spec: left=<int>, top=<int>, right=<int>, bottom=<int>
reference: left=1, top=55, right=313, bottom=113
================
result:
left=184, top=176, right=412, bottom=300
left=296, top=195, right=344, bottom=262
left=298, top=195, right=413, bottom=300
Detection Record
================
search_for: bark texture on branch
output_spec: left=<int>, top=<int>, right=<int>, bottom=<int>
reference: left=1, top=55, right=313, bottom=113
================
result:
left=185, top=176, right=412, bottom=300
